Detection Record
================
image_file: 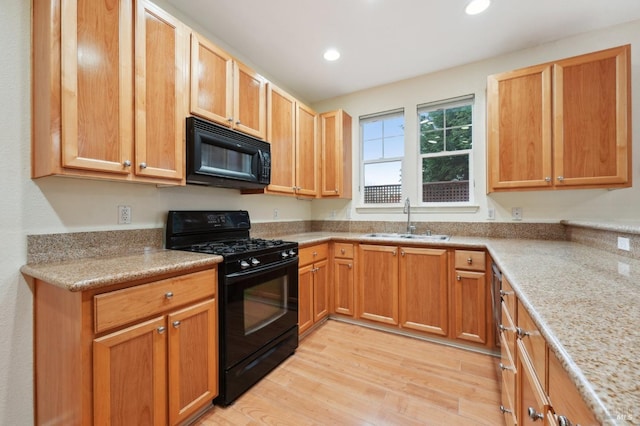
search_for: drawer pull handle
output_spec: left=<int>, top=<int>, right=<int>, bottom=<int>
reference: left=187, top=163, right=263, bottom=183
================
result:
left=165, top=292, right=174, bottom=299
left=499, top=290, right=513, bottom=297
left=172, top=320, right=181, bottom=328
left=516, top=327, right=531, bottom=339
left=499, top=405, right=513, bottom=414
left=557, top=416, right=573, bottom=426
left=499, top=362, right=515, bottom=372
left=527, top=407, right=544, bottom=421
left=157, top=326, right=166, bottom=334
left=499, top=324, right=515, bottom=333
left=467, top=257, right=473, bottom=264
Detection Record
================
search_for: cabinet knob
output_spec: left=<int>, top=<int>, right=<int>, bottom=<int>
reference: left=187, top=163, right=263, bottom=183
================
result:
left=313, top=251, right=317, bottom=257
left=123, top=160, right=131, bottom=167
left=516, top=327, right=531, bottom=339
left=334, top=189, right=339, bottom=193
left=157, top=326, right=166, bottom=334
left=499, top=362, right=514, bottom=372
left=557, top=415, right=573, bottom=426
left=557, top=176, right=564, bottom=182
left=392, top=250, right=397, bottom=256
left=139, top=162, right=147, bottom=169
left=401, top=250, right=405, bottom=257
left=527, top=407, right=544, bottom=421
left=545, top=176, right=551, bottom=182
left=348, top=264, right=352, bottom=269
left=227, top=117, right=233, bottom=122
left=165, top=292, right=173, bottom=299
left=499, top=405, right=513, bottom=415
left=456, top=275, right=462, bottom=281
left=467, top=257, right=473, bottom=264
left=172, top=320, right=181, bottom=328
left=340, top=248, right=346, bottom=254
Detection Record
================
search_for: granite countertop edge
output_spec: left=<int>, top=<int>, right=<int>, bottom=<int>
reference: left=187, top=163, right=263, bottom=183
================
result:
left=21, top=249, right=223, bottom=292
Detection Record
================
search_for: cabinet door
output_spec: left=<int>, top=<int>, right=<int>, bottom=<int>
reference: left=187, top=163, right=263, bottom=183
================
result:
left=399, top=247, right=448, bottom=336
left=553, top=45, right=630, bottom=187
left=134, top=0, right=186, bottom=182
left=452, top=269, right=487, bottom=344
left=298, top=264, right=314, bottom=334
left=94, top=316, right=167, bottom=426
left=167, top=299, right=217, bottom=425
left=265, top=84, right=296, bottom=195
left=487, top=64, right=553, bottom=191
left=189, top=32, right=233, bottom=126
left=61, top=0, right=134, bottom=175
left=313, top=259, right=329, bottom=322
left=333, top=258, right=355, bottom=316
left=358, top=244, right=398, bottom=325
left=295, top=102, right=319, bottom=197
left=320, top=110, right=352, bottom=198
left=517, top=340, right=550, bottom=426
left=233, top=61, right=266, bottom=139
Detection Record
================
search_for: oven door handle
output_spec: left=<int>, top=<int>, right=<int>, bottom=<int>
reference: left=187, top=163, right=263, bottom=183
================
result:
left=225, top=256, right=299, bottom=283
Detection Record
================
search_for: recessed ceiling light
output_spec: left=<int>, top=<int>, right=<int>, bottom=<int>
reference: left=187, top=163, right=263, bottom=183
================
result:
left=323, top=48, right=340, bottom=61
left=465, top=0, right=490, bottom=15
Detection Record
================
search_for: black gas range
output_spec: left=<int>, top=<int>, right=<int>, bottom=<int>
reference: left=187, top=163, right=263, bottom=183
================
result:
left=165, top=210, right=299, bottom=406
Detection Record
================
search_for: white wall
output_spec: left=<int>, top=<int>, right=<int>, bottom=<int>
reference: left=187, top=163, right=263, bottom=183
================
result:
left=312, top=20, right=640, bottom=224
left=1, top=0, right=638, bottom=423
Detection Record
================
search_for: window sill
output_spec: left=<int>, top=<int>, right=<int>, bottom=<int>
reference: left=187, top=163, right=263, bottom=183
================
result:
left=355, top=204, right=480, bottom=214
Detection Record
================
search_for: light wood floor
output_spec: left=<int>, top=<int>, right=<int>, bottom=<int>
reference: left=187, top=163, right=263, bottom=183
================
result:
left=194, top=320, right=503, bottom=425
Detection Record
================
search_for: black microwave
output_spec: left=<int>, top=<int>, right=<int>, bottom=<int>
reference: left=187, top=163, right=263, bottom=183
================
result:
left=186, top=117, right=271, bottom=189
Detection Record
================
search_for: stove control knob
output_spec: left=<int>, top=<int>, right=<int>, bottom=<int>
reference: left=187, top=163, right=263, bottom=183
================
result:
left=288, top=249, right=296, bottom=257
left=251, top=258, right=260, bottom=266
left=281, top=251, right=289, bottom=258
left=240, top=260, right=250, bottom=269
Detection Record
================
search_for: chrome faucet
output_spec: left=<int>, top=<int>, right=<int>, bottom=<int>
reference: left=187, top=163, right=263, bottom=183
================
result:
left=403, top=197, right=415, bottom=234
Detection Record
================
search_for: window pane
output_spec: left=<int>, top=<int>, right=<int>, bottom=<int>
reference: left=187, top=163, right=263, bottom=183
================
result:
left=445, top=126, right=472, bottom=151
left=422, top=155, right=469, bottom=202
left=420, top=129, right=444, bottom=154
left=364, top=161, right=402, bottom=204
left=419, top=110, right=444, bottom=130
left=363, top=138, right=383, bottom=160
left=383, top=116, right=405, bottom=137
left=384, top=135, right=404, bottom=157
left=362, top=120, right=382, bottom=141
left=445, top=105, right=472, bottom=127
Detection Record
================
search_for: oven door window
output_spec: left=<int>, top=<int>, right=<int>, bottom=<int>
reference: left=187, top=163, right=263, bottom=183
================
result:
left=244, top=276, right=287, bottom=335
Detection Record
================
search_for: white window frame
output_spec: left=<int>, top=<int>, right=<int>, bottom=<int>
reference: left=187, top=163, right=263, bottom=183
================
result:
left=359, top=109, right=405, bottom=207
left=417, top=95, right=475, bottom=207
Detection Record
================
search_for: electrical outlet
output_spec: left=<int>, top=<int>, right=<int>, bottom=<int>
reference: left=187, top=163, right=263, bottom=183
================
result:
left=511, top=207, right=522, bottom=221
left=487, top=208, right=495, bottom=220
left=618, top=237, right=630, bottom=251
left=118, top=205, right=131, bottom=224
left=273, top=208, right=279, bottom=219
left=330, top=210, right=336, bottom=219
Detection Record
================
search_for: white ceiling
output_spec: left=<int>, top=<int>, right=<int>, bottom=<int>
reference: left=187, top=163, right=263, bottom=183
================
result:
left=166, top=0, right=640, bottom=103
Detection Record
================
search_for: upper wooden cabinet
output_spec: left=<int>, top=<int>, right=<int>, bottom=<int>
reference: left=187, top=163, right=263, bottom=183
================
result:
left=320, top=110, right=352, bottom=198
left=487, top=44, right=631, bottom=192
left=32, top=0, right=188, bottom=185
left=190, top=32, right=266, bottom=139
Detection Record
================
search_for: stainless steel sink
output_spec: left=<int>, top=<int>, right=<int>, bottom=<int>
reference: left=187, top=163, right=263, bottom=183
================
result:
left=362, top=233, right=450, bottom=241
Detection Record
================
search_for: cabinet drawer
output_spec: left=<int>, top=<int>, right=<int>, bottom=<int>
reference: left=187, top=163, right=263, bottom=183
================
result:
left=517, top=339, right=550, bottom=422
left=94, top=269, right=216, bottom=334
left=333, top=242, right=354, bottom=259
left=500, top=301, right=516, bottom=359
left=517, top=300, right=547, bottom=389
left=299, top=244, right=329, bottom=266
left=454, top=250, right=486, bottom=271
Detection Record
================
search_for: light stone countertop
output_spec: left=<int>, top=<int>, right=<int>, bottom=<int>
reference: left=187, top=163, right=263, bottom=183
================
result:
left=21, top=231, right=639, bottom=424
left=282, top=232, right=640, bottom=426
left=20, top=249, right=222, bottom=292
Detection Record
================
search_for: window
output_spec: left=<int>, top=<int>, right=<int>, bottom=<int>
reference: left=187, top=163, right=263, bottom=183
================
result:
left=361, top=110, right=404, bottom=204
left=418, top=96, right=473, bottom=203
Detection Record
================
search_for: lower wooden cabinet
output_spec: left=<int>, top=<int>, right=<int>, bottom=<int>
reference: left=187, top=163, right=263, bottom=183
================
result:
left=332, top=243, right=355, bottom=317
left=33, top=267, right=218, bottom=426
left=357, top=244, right=399, bottom=325
left=452, top=250, right=488, bottom=345
left=298, top=243, right=329, bottom=334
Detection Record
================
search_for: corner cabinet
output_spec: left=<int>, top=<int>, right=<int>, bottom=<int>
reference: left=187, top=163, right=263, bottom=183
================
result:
left=190, top=32, right=266, bottom=139
left=487, top=44, right=631, bottom=192
left=32, top=0, right=188, bottom=185
left=33, top=267, right=218, bottom=426
left=320, top=110, right=353, bottom=198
